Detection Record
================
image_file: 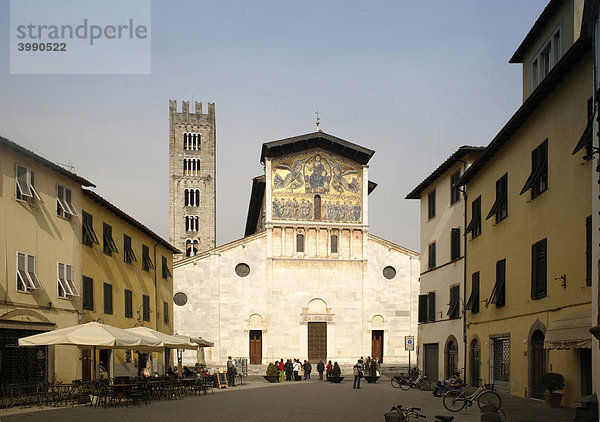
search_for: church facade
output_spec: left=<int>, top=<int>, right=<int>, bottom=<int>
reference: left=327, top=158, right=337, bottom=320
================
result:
left=173, top=132, right=419, bottom=367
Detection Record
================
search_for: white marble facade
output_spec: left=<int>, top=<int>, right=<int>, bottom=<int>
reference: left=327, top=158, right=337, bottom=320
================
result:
left=173, top=133, right=420, bottom=367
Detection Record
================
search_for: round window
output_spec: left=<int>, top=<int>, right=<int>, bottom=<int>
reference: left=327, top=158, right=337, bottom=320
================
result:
left=383, top=266, right=396, bottom=280
left=235, top=263, right=251, bottom=277
left=173, top=292, right=188, bottom=306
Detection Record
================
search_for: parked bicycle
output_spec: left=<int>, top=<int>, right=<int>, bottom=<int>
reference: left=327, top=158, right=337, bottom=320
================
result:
left=385, top=404, right=454, bottom=422
left=442, top=383, right=501, bottom=412
left=390, top=370, right=429, bottom=390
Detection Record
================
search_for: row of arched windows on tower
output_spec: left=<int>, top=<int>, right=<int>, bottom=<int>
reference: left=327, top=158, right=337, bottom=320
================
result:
left=185, top=215, right=199, bottom=231
left=184, top=189, right=200, bottom=206
left=183, top=133, right=201, bottom=150
left=183, top=159, right=201, bottom=176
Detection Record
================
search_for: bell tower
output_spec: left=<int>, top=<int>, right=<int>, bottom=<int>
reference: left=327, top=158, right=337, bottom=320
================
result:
left=169, top=99, right=216, bottom=259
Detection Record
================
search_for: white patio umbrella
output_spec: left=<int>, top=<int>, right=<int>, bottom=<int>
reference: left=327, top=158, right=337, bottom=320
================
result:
left=18, top=322, right=162, bottom=389
left=126, top=327, right=197, bottom=376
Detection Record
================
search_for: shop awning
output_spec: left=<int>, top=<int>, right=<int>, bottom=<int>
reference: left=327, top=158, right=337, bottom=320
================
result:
left=544, top=311, right=592, bottom=349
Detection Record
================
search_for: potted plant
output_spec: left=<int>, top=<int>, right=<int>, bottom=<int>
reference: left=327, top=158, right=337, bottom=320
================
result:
left=264, top=362, right=279, bottom=383
left=330, top=362, right=344, bottom=383
left=363, top=360, right=380, bottom=383
left=541, top=372, right=565, bottom=407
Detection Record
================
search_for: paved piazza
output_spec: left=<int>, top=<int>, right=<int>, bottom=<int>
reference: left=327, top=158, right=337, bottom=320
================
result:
left=1, top=376, right=575, bottom=422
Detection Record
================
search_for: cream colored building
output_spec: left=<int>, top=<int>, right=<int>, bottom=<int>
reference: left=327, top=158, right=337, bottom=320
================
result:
left=174, top=132, right=420, bottom=368
left=0, top=135, right=94, bottom=384
left=406, top=147, right=482, bottom=383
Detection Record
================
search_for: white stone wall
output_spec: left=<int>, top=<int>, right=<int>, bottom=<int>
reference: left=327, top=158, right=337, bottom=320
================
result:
left=173, top=233, right=419, bottom=367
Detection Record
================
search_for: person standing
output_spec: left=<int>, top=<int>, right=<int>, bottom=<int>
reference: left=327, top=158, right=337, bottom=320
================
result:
left=293, top=359, right=300, bottom=381
left=317, top=360, right=325, bottom=380
left=226, top=356, right=236, bottom=387
left=278, top=359, right=285, bottom=382
left=353, top=359, right=363, bottom=389
left=326, top=360, right=333, bottom=381
left=304, top=360, right=312, bottom=380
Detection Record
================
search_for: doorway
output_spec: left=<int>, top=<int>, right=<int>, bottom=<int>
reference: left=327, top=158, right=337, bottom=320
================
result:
left=445, top=337, right=458, bottom=378
left=371, top=330, right=384, bottom=362
left=580, top=348, right=592, bottom=397
left=491, top=337, right=510, bottom=393
left=308, top=322, right=327, bottom=363
left=249, top=330, right=262, bottom=364
left=530, top=330, right=545, bottom=399
left=423, top=343, right=439, bottom=382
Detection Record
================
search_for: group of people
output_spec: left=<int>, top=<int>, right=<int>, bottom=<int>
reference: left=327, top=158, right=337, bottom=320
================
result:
left=273, top=359, right=312, bottom=381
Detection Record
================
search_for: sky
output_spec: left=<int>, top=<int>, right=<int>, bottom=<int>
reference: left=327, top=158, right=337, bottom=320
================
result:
left=0, top=0, right=549, bottom=252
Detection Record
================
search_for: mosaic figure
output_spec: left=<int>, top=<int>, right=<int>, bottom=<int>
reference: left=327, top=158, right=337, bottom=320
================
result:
left=304, top=155, right=331, bottom=193
left=331, top=162, right=360, bottom=194
left=273, top=159, right=304, bottom=190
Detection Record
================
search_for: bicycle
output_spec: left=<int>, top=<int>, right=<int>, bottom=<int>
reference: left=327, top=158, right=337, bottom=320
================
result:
left=398, top=371, right=429, bottom=391
left=442, top=383, right=501, bottom=412
left=385, top=405, right=455, bottom=421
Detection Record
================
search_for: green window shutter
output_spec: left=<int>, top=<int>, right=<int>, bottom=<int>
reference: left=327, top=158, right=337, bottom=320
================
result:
left=418, top=295, right=428, bottom=323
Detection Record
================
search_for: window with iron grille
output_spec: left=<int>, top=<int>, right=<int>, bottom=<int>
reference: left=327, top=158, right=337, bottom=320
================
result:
left=428, top=189, right=436, bottom=220
left=531, top=239, right=547, bottom=299
left=427, top=291, right=436, bottom=322
left=162, top=256, right=171, bottom=279
left=418, top=294, right=428, bottom=323
left=447, top=285, right=460, bottom=319
left=487, top=174, right=508, bottom=223
left=521, top=140, right=548, bottom=199
left=451, top=228, right=461, bottom=261
left=428, top=242, right=436, bottom=270
left=123, top=234, right=137, bottom=264
left=104, top=283, right=113, bottom=314
left=124, top=289, right=132, bottom=318
left=586, top=216, right=592, bottom=286
left=142, top=244, right=154, bottom=272
left=56, top=184, right=78, bottom=219
left=163, top=301, right=169, bottom=324
left=465, top=272, right=480, bottom=313
left=142, top=295, right=150, bottom=321
left=103, top=223, right=118, bottom=255
left=450, top=170, right=461, bottom=205
left=465, top=196, right=481, bottom=238
left=82, top=276, right=93, bottom=310
left=490, top=259, right=506, bottom=307
left=82, top=211, right=99, bottom=247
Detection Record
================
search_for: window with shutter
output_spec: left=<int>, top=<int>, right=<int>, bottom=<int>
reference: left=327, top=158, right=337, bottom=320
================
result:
left=418, top=295, right=428, bottom=323
left=450, top=170, right=461, bottom=205
left=142, top=295, right=150, bottom=321
left=447, top=285, right=460, bottom=319
left=465, top=196, right=481, bottom=238
left=142, top=244, right=154, bottom=271
left=490, top=259, right=506, bottom=307
left=162, top=256, right=171, bottom=279
left=103, top=223, right=118, bottom=255
left=427, top=292, right=436, bottom=322
left=451, top=228, right=461, bottom=260
left=531, top=239, right=547, bottom=299
left=428, top=189, right=436, bottom=219
left=163, top=302, right=169, bottom=324
left=465, top=272, right=480, bottom=313
left=521, top=140, right=548, bottom=198
left=104, top=283, right=113, bottom=314
left=428, top=242, right=436, bottom=270
left=487, top=174, right=508, bottom=223
left=82, top=211, right=99, bottom=247
left=124, top=289, right=132, bottom=318
left=124, top=234, right=137, bottom=264
left=82, top=276, right=94, bottom=310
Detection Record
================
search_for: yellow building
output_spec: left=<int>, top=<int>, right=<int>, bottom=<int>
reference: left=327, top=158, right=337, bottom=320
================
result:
left=459, top=0, right=593, bottom=407
left=0, top=135, right=94, bottom=384
left=81, top=189, right=179, bottom=378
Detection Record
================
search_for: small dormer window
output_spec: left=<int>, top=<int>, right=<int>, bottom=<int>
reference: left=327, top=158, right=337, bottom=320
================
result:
left=530, top=24, right=561, bottom=91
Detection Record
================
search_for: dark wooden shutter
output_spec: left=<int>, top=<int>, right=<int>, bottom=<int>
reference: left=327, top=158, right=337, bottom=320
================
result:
left=451, top=228, right=461, bottom=260
left=418, top=295, right=428, bottom=323
left=124, top=289, right=132, bottom=318
left=496, top=259, right=506, bottom=307
left=103, top=283, right=113, bottom=314
left=531, top=239, right=547, bottom=299
left=428, top=292, right=436, bottom=322
left=82, top=276, right=93, bottom=311
left=143, top=295, right=150, bottom=321
left=448, top=285, right=460, bottom=319
left=472, top=272, right=480, bottom=313
left=428, top=243, right=436, bottom=269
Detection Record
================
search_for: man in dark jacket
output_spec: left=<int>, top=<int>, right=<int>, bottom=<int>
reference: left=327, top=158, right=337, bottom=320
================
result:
left=303, top=360, right=312, bottom=380
left=317, top=360, right=325, bottom=380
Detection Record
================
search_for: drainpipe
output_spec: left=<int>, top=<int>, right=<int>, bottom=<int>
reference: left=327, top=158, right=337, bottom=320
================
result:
left=153, top=243, right=160, bottom=331
left=457, top=159, right=468, bottom=381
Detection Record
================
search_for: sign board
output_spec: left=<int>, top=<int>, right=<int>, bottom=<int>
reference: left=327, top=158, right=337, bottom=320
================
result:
left=405, top=335, right=415, bottom=351
left=216, top=371, right=228, bottom=389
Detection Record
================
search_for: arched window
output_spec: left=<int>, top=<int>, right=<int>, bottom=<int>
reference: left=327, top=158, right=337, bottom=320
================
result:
left=470, top=338, right=481, bottom=386
left=296, top=233, right=305, bottom=253
left=195, top=189, right=200, bottom=205
left=183, top=133, right=188, bottom=150
left=185, top=239, right=192, bottom=257
left=185, top=216, right=189, bottom=231
left=331, top=234, right=338, bottom=254
left=314, top=195, right=321, bottom=221
left=184, top=189, right=189, bottom=206
left=196, top=159, right=201, bottom=174
left=194, top=216, right=199, bottom=231
left=445, top=337, right=458, bottom=378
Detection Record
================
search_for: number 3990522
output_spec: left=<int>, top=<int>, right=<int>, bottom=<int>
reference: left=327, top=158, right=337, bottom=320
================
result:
left=17, top=43, right=66, bottom=52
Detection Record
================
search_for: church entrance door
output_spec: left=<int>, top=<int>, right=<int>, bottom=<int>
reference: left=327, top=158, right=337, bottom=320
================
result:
left=249, top=330, right=262, bottom=364
left=372, top=330, right=384, bottom=362
left=308, top=322, right=327, bottom=363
